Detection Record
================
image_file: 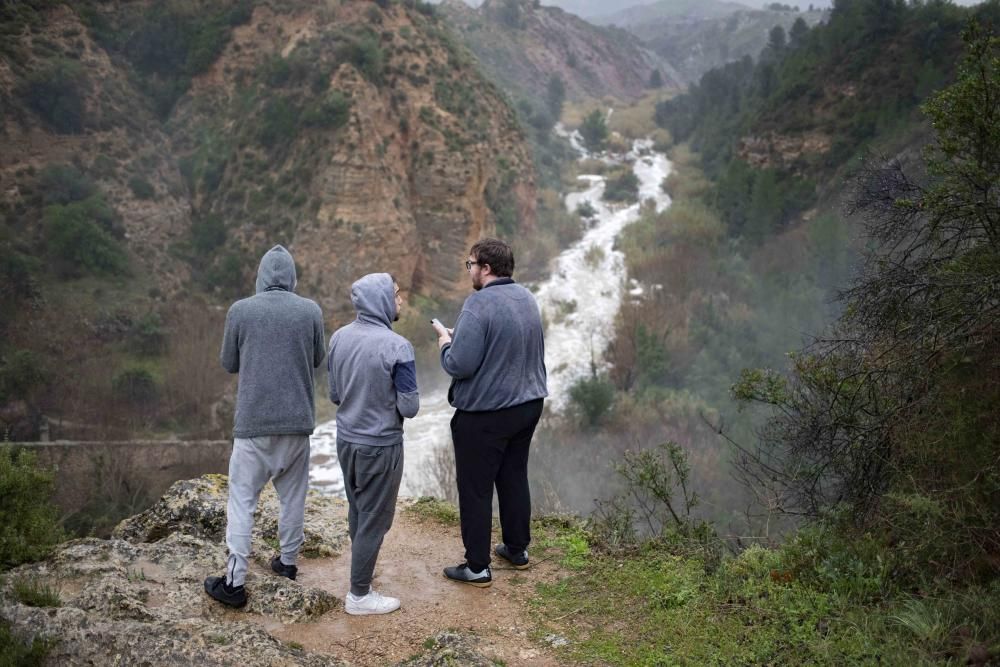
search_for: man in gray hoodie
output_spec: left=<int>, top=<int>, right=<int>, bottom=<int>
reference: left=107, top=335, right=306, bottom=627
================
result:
left=204, top=245, right=326, bottom=608
left=432, top=238, right=547, bottom=587
left=328, top=273, right=419, bottom=614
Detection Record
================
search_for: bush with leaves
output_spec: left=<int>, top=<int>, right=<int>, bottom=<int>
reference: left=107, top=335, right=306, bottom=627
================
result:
left=19, top=58, right=87, bottom=133
left=45, top=195, right=128, bottom=277
left=731, top=22, right=1000, bottom=582
left=569, top=371, right=615, bottom=427
left=579, top=109, right=609, bottom=153
left=0, top=447, right=64, bottom=569
left=603, top=169, right=640, bottom=203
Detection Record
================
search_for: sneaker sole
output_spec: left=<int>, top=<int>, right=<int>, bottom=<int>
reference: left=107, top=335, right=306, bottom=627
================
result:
left=344, top=606, right=400, bottom=615
left=443, top=573, right=493, bottom=588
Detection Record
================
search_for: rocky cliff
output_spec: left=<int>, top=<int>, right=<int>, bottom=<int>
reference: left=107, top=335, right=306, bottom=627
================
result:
left=0, top=476, right=555, bottom=665
left=437, top=0, right=681, bottom=104
left=0, top=0, right=537, bottom=438
left=0, top=0, right=535, bottom=322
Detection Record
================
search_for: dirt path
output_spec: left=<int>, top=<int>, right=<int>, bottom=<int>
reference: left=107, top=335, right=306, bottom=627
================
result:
left=259, top=506, right=569, bottom=666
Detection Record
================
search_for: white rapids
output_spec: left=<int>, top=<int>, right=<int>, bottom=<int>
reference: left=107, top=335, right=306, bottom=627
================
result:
left=309, top=131, right=672, bottom=497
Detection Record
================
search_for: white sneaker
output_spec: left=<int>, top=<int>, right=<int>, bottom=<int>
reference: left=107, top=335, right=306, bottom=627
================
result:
left=344, top=589, right=401, bottom=615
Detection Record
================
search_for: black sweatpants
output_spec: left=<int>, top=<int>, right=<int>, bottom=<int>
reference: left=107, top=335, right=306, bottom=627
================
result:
left=450, top=398, right=544, bottom=572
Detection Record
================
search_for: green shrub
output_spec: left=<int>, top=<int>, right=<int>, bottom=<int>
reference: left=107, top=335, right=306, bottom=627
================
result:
left=0, top=447, right=64, bottom=569
left=0, top=620, right=49, bottom=667
left=208, top=251, right=247, bottom=298
left=129, top=313, right=165, bottom=356
left=579, top=109, right=609, bottom=152
left=336, top=30, right=384, bottom=83
left=603, top=170, right=639, bottom=203
left=0, top=350, right=47, bottom=403
left=0, top=249, right=40, bottom=324
left=19, top=58, right=87, bottom=133
left=190, top=214, right=227, bottom=254
left=258, top=98, right=300, bottom=148
left=576, top=200, right=597, bottom=219
left=302, top=90, right=351, bottom=129
left=90, top=154, right=119, bottom=179
left=44, top=196, right=128, bottom=277
left=127, top=176, right=155, bottom=200
left=11, top=577, right=61, bottom=607
left=569, top=373, right=615, bottom=427
left=39, top=163, right=95, bottom=205
left=111, top=367, right=158, bottom=406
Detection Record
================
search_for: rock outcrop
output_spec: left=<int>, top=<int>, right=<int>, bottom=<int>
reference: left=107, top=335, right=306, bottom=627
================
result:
left=0, top=475, right=348, bottom=665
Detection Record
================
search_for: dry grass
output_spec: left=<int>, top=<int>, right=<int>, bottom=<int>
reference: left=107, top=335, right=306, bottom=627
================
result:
left=607, top=90, right=676, bottom=140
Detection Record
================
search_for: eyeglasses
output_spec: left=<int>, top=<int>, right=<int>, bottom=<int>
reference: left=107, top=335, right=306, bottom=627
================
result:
left=465, top=260, right=479, bottom=270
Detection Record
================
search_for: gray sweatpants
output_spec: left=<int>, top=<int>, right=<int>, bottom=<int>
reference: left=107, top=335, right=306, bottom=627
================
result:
left=337, top=439, right=403, bottom=596
left=225, top=435, right=310, bottom=587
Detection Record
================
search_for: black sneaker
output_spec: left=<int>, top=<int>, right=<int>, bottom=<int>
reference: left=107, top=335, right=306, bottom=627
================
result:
left=270, top=556, right=298, bottom=581
left=204, top=575, right=247, bottom=608
left=495, top=544, right=529, bottom=569
left=443, top=563, right=492, bottom=588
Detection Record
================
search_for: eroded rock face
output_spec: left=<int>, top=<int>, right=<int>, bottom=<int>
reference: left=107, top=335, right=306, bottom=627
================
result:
left=0, top=475, right=350, bottom=665
left=114, top=474, right=350, bottom=559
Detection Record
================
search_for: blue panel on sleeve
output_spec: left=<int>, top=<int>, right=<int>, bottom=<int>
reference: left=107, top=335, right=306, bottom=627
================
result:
left=392, top=360, right=418, bottom=393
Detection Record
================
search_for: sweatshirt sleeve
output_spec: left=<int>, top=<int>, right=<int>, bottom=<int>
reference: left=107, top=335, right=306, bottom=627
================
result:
left=313, top=306, right=326, bottom=369
left=440, top=309, right=486, bottom=379
left=220, top=305, right=240, bottom=374
left=326, top=335, right=340, bottom=405
left=392, top=341, right=419, bottom=419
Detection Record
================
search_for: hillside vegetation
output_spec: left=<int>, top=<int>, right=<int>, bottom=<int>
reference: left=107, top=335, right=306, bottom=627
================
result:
left=0, top=0, right=545, bottom=442
left=531, top=10, right=1000, bottom=664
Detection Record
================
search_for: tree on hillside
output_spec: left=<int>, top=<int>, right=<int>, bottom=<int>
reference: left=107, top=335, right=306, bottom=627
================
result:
left=649, top=69, right=664, bottom=89
left=579, top=109, right=609, bottom=152
left=732, top=21, right=1000, bottom=580
left=545, top=74, right=565, bottom=120
left=767, top=24, right=787, bottom=53
left=789, top=17, right=809, bottom=48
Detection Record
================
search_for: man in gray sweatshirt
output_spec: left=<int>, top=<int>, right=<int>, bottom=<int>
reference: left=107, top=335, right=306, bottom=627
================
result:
left=432, top=238, right=547, bottom=587
left=204, top=245, right=326, bottom=608
left=328, top=273, right=419, bottom=614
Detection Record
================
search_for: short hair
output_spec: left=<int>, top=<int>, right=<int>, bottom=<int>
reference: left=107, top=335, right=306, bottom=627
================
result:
left=470, top=237, right=514, bottom=277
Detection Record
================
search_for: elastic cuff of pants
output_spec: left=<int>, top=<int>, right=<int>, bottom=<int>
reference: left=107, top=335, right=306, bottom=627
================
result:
left=468, top=562, right=489, bottom=574
left=350, top=584, right=371, bottom=597
left=280, top=555, right=297, bottom=566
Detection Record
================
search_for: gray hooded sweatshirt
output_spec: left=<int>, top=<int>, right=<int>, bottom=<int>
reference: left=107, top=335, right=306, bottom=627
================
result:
left=327, top=273, right=419, bottom=446
left=441, top=278, right=547, bottom=412
left=220, top=245, right=326, bottom=437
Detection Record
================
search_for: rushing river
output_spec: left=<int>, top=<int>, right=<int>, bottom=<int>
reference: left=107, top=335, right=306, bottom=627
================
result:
left=309, top=130, right=672, bottom=497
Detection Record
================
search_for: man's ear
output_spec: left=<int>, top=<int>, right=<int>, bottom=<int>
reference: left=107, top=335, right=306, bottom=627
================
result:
left=482, top=263, right=492, bottom=276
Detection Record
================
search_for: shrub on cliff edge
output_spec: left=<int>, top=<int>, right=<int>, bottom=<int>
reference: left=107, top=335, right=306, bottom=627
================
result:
left=0, top=447, right=64, bottom=569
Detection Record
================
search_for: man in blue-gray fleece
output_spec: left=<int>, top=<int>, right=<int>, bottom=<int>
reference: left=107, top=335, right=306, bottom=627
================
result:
left=204, top=245, right=326, bottom=608
left=432, top=238, right=547, bottom=587
left=328, top=273, right=419, bottom=614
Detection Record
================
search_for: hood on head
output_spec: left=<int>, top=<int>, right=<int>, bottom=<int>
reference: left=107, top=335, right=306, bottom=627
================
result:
left=351, top=273, right=396, bottom=327
left=255, top=245, right=297, bottom=294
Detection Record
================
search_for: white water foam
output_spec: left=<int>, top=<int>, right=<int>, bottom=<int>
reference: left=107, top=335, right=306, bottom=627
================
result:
left=309, top=135, right=672, bottom=497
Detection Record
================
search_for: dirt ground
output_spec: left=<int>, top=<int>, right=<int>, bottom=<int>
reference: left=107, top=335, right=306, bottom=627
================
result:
left=256, top=507, right=570, bottom=666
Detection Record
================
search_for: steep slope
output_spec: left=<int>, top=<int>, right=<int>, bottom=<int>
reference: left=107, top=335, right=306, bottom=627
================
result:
left=437, top=0, right=681, bottom=104
left=0, top=0, right=536, bottom=439
left=601, top=4, right=829, bottom=84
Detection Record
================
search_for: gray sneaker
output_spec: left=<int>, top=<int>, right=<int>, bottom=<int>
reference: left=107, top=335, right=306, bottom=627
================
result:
left=443, top=563, right=492, bottom=587
left=495, top=544, right=529, bottom=569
